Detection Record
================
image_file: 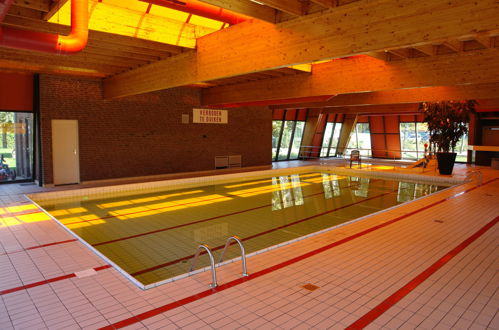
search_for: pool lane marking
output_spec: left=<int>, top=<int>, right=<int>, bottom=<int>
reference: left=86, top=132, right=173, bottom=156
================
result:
left=92, top=180, right=389, bottom=247
left=63, top=177, right=325, bottom=226
left=62, top=177, right=375, bottom=226
left=0, top=239, right=78, bottom=256
left=130, top=188, right=398, bottom=277
left=99, top=178, right=498, bottom=330
left=92, top=190, right=330, bottom=247
left=346, top=214, right=499, bottom=329
left=0, top=265, right=111, bottom=296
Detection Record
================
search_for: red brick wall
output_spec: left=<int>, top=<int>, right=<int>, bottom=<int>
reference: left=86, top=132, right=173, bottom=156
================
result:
left=40, top=75, right=271, bottom=184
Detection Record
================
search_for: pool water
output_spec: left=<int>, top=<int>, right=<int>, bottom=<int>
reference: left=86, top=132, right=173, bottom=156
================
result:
left=36, top=172, right=447, bottom=286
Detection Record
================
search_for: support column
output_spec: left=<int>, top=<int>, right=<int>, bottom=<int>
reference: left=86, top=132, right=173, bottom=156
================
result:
left=300, top=108, right=326, bottom=158
left=336, top=114, right=358, bottom=156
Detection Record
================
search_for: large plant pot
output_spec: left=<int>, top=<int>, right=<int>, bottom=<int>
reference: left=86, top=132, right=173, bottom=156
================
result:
left=436, top=152, right=457, bottom=175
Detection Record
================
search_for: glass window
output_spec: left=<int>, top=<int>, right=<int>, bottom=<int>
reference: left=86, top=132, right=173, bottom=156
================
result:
left=400, top=122, right=418, bottom=160
left=416, top=123, right=429, bottom=159
left=0, top=112, right=33, bottom=182
left=330, top=123, right=342, bottom=156
left=277, top=121, right=295, bottom=160
left=320, top=122, right=343, bottom=158
left=357, top=123, right=371, bottom=156
left=272, top=110, right=307, bottom=162
left=347, top=123, right=371, bottom=156
left=320, top=123, right=333, bottom=157
left=289, top=122, right=304, bottom=160
left=399, top=122, right=467, bottom=162
left=272, top=120, right=283, bottom=160
left=455, top=131, right=468, bottom=162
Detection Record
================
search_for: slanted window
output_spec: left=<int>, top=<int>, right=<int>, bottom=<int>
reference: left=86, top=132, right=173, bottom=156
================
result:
left=272, top=109, right=308, bottom=161
left=319, top=114, right=344, bottom=157
left=346, top=123, right=371, bottom=156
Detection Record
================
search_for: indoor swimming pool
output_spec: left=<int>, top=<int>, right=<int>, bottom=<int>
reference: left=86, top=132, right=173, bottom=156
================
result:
left=31, top=171, right=449, bottom=287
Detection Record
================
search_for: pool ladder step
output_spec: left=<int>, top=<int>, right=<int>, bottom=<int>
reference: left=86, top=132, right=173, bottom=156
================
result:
left=190, top=236, right=248, bottom=288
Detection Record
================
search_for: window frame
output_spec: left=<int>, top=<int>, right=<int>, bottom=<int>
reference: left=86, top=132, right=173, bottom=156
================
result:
left=319, top=114, right=343, bottom=158
left=272, top=109, right=308, bottom=162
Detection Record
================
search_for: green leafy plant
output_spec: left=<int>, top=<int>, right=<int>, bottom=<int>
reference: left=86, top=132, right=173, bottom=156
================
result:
left=419, top=100, right=477, bottom=153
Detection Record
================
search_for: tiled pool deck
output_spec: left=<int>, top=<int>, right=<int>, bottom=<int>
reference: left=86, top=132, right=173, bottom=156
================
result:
left=0, top=160, right=497, bottom=329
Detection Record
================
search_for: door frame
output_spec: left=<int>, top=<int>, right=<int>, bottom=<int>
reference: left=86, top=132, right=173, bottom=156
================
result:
left=51, top=119, right=80, bottom=185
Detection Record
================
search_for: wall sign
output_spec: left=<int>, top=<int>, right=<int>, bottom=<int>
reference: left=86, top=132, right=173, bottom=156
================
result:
left=193, top=108, right=228, bottom=124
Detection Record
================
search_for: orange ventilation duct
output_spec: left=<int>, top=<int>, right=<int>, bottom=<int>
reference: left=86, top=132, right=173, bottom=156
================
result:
left=140, top=0, right=247, bottom=25
left=0, top=0, right=88, bottom=54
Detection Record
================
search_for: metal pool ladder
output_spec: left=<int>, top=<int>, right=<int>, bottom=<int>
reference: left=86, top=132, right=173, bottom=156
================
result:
left=219, top=236, right=249, bottom=277
left=190, top=244, right=218, bottom=288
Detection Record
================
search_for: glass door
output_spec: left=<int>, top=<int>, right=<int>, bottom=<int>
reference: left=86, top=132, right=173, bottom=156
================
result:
left=0, top=111, right=33, bottom=182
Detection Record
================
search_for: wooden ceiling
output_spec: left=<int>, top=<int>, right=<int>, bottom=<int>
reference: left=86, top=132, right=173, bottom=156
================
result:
left=1, top=0, right=499, bottom=110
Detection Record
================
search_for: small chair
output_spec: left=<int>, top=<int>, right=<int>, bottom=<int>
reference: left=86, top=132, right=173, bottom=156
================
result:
left=350, top=150, right=361, bottom=168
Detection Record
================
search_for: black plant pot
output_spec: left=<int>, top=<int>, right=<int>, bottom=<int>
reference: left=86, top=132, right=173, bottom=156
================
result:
left=436, top=152, right=457, bottom=175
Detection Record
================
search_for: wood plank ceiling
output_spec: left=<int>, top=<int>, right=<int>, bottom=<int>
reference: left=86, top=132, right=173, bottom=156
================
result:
left=0, top=0, right=327, bottom=79
left=1, top=0, right=499, bottom=110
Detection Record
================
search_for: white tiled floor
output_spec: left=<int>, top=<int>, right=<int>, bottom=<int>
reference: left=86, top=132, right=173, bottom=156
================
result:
left=0, top=161, right=498, bottom=329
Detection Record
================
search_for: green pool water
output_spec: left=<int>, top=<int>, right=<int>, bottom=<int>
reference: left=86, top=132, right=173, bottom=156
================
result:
left=35, top=172, right=447, bottom=286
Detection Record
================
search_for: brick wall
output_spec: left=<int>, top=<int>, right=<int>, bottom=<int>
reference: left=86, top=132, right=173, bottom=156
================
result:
left=40, top=75, right=271, bottom=184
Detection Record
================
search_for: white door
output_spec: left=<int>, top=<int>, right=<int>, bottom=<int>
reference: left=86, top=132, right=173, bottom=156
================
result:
left=52, top=120, right=80, bottom=185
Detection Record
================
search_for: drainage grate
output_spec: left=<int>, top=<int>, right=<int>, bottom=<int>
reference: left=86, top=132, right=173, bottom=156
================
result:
left=302, top=283, right=320, bottom=291
left=434, top=220, right=445, bottom=223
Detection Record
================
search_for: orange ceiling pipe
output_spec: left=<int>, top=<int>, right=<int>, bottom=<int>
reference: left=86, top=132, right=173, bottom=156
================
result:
left=0, top=0, right=88, bottom=54
left=140, top=0, right=247, bottom=25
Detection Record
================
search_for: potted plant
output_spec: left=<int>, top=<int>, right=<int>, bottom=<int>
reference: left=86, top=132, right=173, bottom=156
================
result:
left=419, top=100, right=477, bottom=175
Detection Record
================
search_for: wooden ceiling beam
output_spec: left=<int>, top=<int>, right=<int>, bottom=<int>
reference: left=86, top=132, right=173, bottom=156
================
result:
left=196, top=0, right=277, bottom=23
left=309, top=100, right=499, bottom=114
left=201, top=48, right=499, bottom=105
left=441, top=40, right=463, bottom=53
left=412, top=44, right=436, bottom=56
left=474, top=35, right=493, bottom=49
left=0, top=59, right=108, bottom=78
left=12, top=0, right=50, bottom=12
left=0, top=48, right=132, bottom=72
left=83, top=46, right=161, bottom=63
left=387, top=48, right=412, bottom=59
left=0, top=48, right=126, bottom=74
left=319, top=103, right=420, bottom=115
left=309, top=0, right=334, bottom=8
left=2, top=15, right=186, bottom=55
left=104, top=0, right=499, bottom=98
left=43, top=0, right=69, bottom=21
left=366, top=52, right=388, bottom=61
left=51, top=0, right=214, bottom=48
left=269, top=83, right=499, bottom=109
left=255, top=0, right=306, bottom=16
left=6, top=5, right=42, bottom=19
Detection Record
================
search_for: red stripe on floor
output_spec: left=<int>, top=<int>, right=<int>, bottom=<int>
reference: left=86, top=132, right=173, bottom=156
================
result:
left=130, top=189, right=397, bottom=277
left=100, top=178, right=497, bottom=330
left=0, top=265, right=112, bottom=296
left=346, top=214, right=499, bottom=329
left=0, top=239, right=78, bottom=256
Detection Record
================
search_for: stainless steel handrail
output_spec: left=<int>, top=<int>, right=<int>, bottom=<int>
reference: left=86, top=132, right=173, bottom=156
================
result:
left=465, top=170, right=483, bottom=186
left=219, top=236, right=248, bottom=277
left=190, top=244, right=218, bottom=288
